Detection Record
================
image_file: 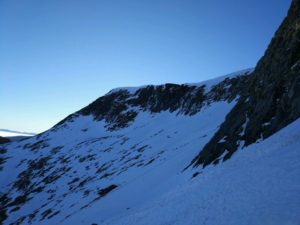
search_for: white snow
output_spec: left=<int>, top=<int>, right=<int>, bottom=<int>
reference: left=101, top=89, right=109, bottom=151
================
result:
left=0, top=129, right=35, bottom=137
left=1, top=99, right=238, bottom=225
left=100, top=118, right=300, bottom=225
left=59, top=100, right=237, bottom=225
left=107, top=68, right=254, bottom=96
left=1, top=68, right=299, bottom=225
left=185, top=68, right=254, bottom=93
left=218, top=136, right=227, bottom=143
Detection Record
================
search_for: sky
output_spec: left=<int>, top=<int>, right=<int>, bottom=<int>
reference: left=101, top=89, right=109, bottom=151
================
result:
left=0, top=0, right=292, bottom=133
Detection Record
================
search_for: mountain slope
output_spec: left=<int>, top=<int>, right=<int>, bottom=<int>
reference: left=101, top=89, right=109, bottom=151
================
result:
left=1, top=1, right=300, bottom=224
left=192, top=0, right=300, bottom=167
left=101, top=118, right=300, bottom=225
left=0, top=70, right=251, bottom=225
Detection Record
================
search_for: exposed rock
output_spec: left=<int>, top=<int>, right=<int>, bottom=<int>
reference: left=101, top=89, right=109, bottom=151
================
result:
left=192, top=0, right=300, bottom=167
left=0, top=136, right=10, bottom=144
left=97, top=184, right=118, bottom=197
left=53, top=70, right=252, bottom=132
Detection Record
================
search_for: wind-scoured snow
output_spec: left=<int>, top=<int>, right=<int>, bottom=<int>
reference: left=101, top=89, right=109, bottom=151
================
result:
left=1, top=68, right=298, bottom=225
left=101, top=118, right=300, bottom=225
left=1, top=99, right=237, bottom=225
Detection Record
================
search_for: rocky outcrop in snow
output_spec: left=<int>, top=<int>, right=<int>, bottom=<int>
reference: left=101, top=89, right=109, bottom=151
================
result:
left=192, top=0, right=300, bottom=167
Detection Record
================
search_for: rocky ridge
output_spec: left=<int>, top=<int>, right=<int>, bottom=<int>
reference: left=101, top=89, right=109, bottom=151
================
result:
left=192, top=0, right=300, bottom=167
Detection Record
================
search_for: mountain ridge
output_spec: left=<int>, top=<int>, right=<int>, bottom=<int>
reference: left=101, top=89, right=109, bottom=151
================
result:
left=0, top=129, right=36, bottom=137
left=1, top=1, right=299, bottom=224
left=0, top=70, right=250, bottom=225
left=106, top=68, right=253, bottom=95
left=51, top=69, right=252, bottom=133
left=192, top=0, right=300, bottom=167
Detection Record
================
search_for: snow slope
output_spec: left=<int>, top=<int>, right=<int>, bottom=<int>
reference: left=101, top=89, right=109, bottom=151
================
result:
left=1, top=69, right=299, bottom=225
left=1, top=99, right=237, bottom=225
left=102, top=118, right=300, bottom=225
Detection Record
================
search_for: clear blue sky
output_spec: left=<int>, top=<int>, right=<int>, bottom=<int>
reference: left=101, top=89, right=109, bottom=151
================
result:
left=0, top=0, right=292, bottom=133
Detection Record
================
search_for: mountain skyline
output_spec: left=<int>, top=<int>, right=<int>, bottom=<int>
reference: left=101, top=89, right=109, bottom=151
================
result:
left=1, top=1, right=299, bottom=224
left=0, top=0, right=292, bottom=133
left=0, top=129, right=36, bottom=137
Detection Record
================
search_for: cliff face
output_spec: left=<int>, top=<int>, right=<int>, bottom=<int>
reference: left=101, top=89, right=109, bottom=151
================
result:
left=53, top=69, right=252, bottom=132
left=192, top=0, right=300, bottom=167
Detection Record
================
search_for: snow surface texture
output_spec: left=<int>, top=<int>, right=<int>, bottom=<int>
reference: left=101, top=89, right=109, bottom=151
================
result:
left=1, top=100, right=236, bottom=225
left=1, top=69, right=299, bottom=225
left=102, top=118, right=300, bottom=225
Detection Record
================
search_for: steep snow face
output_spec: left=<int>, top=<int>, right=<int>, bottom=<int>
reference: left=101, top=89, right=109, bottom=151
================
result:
left=1, top=69, right=299, bottom=225
left=0, top=101, right=237, bottom=225
left=101, top=118, right=300, bottom=225
left=0, top=71, right=250, bottom=225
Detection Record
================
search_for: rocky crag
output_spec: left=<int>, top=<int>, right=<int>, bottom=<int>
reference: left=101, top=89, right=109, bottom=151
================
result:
left=192, top=0, right=300, bottom=167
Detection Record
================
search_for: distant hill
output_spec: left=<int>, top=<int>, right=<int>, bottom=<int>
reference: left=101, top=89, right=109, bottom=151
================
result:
left=0, top=129, right=36, bottom=137
left=0, top=136, right=10, bottom=144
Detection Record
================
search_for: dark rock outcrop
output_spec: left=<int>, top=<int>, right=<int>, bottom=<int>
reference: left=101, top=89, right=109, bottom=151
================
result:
left=0, top=136, right=10, bottom=144
left=53, top=70, right=252, bottom=131
left=192, top=0, right=300, bottom=167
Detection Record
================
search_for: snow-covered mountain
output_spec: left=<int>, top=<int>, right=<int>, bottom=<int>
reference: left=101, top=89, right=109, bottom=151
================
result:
left=0, top=69, right=252, bottom=225
left=1, top=67, right=299, bottom=225
left=192, top=0, right=300, bottom=167
left=0, top=129, right=35, bottom=143
left=0, top=129, right=35, bottom=137
left=98, top=118, right=300, bottom=225
left=1, top=1, right=299, bottom=225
